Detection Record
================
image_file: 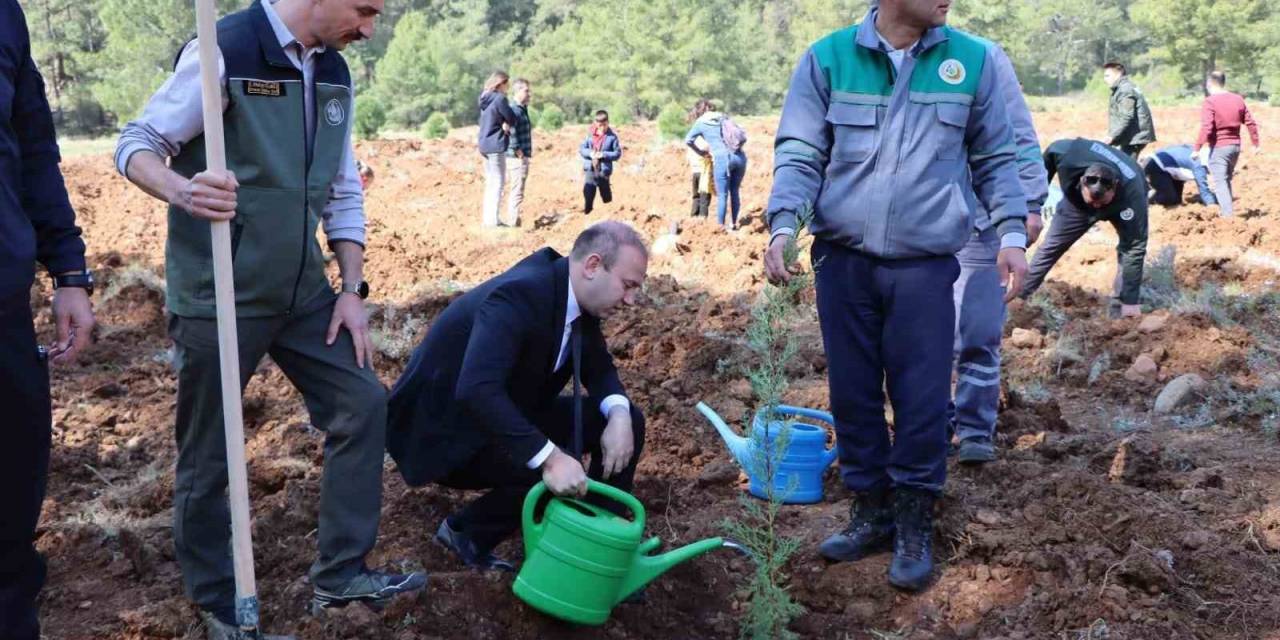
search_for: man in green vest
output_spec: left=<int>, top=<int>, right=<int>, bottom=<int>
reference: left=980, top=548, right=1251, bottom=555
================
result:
left=114, top=1, right=424, bottom=637
left=764, top=0, right=1030, bottom=591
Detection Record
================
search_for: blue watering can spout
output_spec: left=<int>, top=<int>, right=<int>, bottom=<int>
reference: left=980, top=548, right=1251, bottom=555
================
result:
left=695, top=402, right=751, bottom=469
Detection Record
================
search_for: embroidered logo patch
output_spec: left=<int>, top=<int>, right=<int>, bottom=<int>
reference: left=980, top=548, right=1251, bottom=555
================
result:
left=244, top=80, right=283, bottom=97
left=939, top=59, right=966, bottom=85
left=1119, top=208, right=1135, bottom=221
left=325, top=99, right=345, bottom=126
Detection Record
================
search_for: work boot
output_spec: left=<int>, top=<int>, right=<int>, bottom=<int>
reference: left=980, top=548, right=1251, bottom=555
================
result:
left=435, top=518, right=517, bottom=572
left=957, top=439, right=996, bottom=465
left=198, top=610, right=295, bottom=640
left=818, top=487, right=894, bottom=562
left=888, top=488, right=936, bottom=592
left=310, top=568, right=427, bottom=614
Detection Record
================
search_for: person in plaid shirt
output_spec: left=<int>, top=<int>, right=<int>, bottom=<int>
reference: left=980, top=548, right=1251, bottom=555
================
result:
left=505, top=79, right=533, bottom=227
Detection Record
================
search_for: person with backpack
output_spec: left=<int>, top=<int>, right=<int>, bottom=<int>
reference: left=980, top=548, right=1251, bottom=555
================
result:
left=684, top=99, right=748, bottom=230
left=478, top=71, right=517, bottom=227
left=579, top=110, right=622, bottom=214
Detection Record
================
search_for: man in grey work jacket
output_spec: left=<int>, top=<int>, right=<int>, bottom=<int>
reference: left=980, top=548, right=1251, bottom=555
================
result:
left=114, top=1, right=423, bottom=637
left=763, top=0, right=1029, bottom=592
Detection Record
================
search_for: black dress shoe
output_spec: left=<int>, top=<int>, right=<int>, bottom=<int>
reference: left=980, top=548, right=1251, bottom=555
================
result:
left=435, top=518, right=517, bottom=572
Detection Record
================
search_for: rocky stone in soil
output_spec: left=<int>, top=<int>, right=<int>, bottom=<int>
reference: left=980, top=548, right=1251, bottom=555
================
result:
left=1138, top=313, right=1169, bottom=333
left=1010, top=328, right=1044, bottom=349
left=1125, top=355, right=1159, bottom=383
left=1153, top=373, right=1207, bottom=414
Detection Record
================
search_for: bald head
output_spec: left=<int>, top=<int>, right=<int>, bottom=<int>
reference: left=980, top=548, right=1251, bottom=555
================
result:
left=570, top=221, right=649, bottom=268
left=570, top=222, right=649, bottom=318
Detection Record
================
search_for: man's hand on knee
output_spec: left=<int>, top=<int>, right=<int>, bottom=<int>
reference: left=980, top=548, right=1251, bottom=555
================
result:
left=600, top=407, right=634, bottom=479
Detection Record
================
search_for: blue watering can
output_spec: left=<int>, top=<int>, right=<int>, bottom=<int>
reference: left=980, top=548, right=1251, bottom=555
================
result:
left=695, top=402, right=839, bottom=504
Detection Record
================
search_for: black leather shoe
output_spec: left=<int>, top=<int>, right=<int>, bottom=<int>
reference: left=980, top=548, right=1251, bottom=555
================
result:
left=888, top=487, right=936, bottom=592
left=435, top=518, right=517, bottom=572
left=818, top=487, right=894, bottom=562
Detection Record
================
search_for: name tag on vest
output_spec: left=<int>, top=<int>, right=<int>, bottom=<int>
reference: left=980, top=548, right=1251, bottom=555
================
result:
left=244, top=80, right=285, bottom=97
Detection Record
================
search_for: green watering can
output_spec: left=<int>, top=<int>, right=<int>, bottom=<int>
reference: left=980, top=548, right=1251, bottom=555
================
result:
left=513, top=480, right=735, bottom=625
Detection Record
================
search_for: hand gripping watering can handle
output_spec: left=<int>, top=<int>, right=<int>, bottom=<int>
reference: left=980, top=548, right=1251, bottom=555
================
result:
left=522, top=482, right=550, bottom=559
left=586, top=480, right=647, bottom=531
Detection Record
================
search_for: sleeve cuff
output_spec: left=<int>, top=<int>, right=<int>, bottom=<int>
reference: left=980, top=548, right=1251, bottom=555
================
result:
left=114, top=144, right=151, bottom=177
left=526, top=440, right=556, bottom=469
left=769, top=226, right=796, bottom=246
left=325, top=228, right=366, bottom=248
left=1000, top=232, right=1027, bottom=250
left=769, top=207, right=799, bottom=239
left=41, top=252, right=88, bottom=277
left=599, top=394, right=630, bottom=418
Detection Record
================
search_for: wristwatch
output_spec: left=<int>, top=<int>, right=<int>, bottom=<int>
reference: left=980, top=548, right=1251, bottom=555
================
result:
left=53, top=270, right=95, bottom=296
left=341, top=280, right=370, bottom=300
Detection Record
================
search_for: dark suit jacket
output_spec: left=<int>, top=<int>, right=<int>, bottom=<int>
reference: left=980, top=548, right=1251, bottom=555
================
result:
left=387, top=248, right=626, bottom=486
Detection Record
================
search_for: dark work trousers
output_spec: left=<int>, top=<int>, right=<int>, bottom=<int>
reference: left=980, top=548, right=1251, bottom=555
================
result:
left=439, top=400, right=646, bottom=552
left=1143, top=158, right=1184, bottom=206
left=690, top=173, right=710, bottom=218
left=1021, top=198, right=1116, bottom=300
left=0, top=292, right=51, bottom=640
left=812, top=239, right=959, bottom=495
left=950, top=228, right=1005, bottom=445
left=583, top=171, right=613, bottom=213
left=168, top=297, right=386, bottom=619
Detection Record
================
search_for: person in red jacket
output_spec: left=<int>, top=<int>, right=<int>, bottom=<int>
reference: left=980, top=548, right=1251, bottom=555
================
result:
left=1195, top=71, right=1261, bottom=217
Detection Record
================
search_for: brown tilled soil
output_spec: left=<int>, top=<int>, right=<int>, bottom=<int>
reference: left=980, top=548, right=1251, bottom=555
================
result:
left=33, top=107, right=1280, bottom=639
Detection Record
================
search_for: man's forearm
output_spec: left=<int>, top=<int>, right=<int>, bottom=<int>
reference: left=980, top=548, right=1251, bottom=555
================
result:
left=124, top=150, right=187, bottom=206
left=332, top=240, right=365, bottom=285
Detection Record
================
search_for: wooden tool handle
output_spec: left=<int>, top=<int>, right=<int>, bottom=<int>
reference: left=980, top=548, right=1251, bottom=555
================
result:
left=193, top=0, right=260, bottom=630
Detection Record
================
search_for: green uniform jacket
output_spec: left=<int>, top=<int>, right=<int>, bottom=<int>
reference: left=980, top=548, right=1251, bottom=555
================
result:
left=1108, top=77, right=1156, bottom=148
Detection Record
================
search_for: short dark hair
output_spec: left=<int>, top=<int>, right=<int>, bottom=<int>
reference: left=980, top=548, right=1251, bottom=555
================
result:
left=1208, top=71, right=1227, bottom=87
left=571, top=221, right=648, bottom=269
left=512, top=78, right=531, bottom=91
left=594, top=110, right=609, bottom=122
left=1102, top=62, right=1126, bottom=75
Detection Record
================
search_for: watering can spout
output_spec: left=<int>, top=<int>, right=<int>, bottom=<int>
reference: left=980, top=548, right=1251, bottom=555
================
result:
left=617, top=536, right=726, bottom=604
left=696, top=402, right=750, bottom=468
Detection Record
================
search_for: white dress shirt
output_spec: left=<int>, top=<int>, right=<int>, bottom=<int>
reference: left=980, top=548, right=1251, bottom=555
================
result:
left=526, top=276, right=631, bottom=469
left=112, top=0, right=366, bottom=247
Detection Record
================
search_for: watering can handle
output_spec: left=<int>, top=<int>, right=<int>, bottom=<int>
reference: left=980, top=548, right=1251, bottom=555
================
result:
left=586, top=480, right=647, bottom=531
left=521, top=482, right=550, bottom=558
left=773, top=405, right=834, bottom=426
left=771, top=405, right=840, bottom=465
